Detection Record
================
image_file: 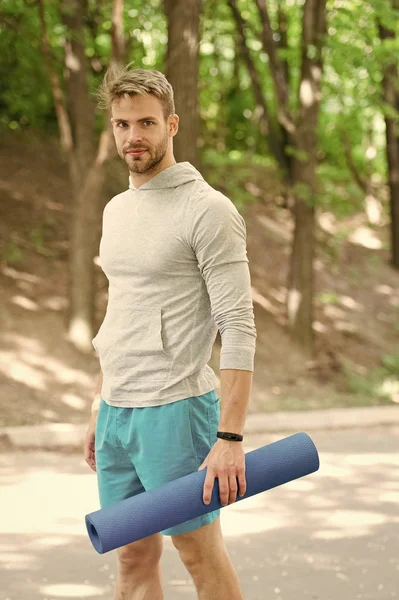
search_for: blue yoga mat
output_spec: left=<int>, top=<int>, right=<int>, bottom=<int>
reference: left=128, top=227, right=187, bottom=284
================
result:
left=86, top=431, right=319, bottom=554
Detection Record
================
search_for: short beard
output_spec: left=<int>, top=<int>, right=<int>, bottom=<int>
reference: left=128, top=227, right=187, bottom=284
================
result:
left=123, top=130, right=169, bottom=176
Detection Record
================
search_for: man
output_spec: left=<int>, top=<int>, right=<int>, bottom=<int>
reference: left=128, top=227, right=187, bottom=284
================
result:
left=84, top=65, right=256, bottom=600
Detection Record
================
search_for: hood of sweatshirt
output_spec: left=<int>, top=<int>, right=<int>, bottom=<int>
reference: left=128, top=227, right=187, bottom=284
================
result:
left=128, top=161, right=205, bottom=191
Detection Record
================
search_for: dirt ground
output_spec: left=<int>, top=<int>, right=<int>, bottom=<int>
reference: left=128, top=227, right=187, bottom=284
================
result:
left=0, top=130, right=398, bottom=427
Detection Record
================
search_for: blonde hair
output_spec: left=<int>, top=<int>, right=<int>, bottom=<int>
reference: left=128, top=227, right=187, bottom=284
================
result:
left=96, top=63, right=175, bottom=121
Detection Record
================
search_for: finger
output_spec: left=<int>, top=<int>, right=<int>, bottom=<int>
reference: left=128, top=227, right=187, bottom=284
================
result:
left=86, top=450, right=96, bottom=471
left=228, top=474, right=238, bottom=504
left=84, top=443, right=93, bottom=461
left=203, top=473, right=215, bottom=504
left=218, top=473, right=229, bottom=506
left=238, top=473, right=246, bottom=497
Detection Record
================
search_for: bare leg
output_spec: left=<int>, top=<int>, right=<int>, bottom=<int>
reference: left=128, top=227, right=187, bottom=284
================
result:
left=113, top=561, right=164, bottom=600
left=183, top=546, right=244, bottom=600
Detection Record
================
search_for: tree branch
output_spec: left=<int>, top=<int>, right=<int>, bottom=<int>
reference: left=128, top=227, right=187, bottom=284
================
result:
left=277, top=4, right=290, bottom=90
left=35, top=0, right=74, bottom=154
left=0, top=12, right=21, bottom=32
left=340, top=130, right=368, bottom=193
left=111, top=0, right=125, bottom=67
left=227, top=0, right=288, bottom=170
left=254, top=0, right=295, bottom=133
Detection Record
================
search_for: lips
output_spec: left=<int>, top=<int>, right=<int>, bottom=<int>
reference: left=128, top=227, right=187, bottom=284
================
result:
left=127, top=149, right=147, bottom=157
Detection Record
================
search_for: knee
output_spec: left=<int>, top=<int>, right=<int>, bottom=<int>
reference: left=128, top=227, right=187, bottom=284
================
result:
left=117, top=535, right=163, bottom=570
left=172, top=520, right=223, bottom=566
left=173, top=537, right=214, bottom=569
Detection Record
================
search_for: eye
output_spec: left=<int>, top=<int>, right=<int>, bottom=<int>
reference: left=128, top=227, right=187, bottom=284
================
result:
left=117, top=122, right=128, bottom=128
left=143, top=120, right=154, bottom=126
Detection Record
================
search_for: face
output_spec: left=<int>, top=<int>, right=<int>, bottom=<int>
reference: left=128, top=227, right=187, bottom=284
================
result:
left=111, top=94, right=177, bottom=176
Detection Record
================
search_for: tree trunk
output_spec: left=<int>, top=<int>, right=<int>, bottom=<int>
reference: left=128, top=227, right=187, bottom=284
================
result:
left=36, top=0, right=73, bottom=153
left=36, top=0, right=79, bottom=199
left=378, top=0, right=399, bottom=268
left=59, top=0, right=123, bottom=352
left=59, top=0, right=97, bottom=351
left=229, top=0, right=327, bottom=356
left=286, top=0, right=327, bottom=357
left=287, top=194, right=315, bottom=353
left=164, top=0, right=201, bottom=170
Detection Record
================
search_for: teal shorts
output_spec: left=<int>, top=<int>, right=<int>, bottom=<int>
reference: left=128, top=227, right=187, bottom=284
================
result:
left=95, top=389, right=221, bottom=536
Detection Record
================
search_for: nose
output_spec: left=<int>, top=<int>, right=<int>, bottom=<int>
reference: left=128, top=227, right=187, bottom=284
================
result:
left=126, top=126, right=143, bottom=145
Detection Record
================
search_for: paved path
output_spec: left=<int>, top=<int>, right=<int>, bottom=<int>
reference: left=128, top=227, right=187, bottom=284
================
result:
left=1, top=426, right=398, bottom=600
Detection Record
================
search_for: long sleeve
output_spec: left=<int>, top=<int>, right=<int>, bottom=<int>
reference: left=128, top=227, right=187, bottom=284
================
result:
left=187, top=191, right=257, bottom=371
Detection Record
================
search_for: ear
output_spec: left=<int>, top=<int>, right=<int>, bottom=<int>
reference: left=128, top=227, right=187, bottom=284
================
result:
left=169, top=114, right=179, bottom=136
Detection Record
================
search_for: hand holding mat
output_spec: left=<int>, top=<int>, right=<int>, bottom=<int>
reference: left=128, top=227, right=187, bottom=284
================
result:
left=86, top=431, right=319, bottom=554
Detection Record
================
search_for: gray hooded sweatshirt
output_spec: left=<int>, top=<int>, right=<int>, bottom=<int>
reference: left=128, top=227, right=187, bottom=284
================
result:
left=92, top=161, right=257, bottom=407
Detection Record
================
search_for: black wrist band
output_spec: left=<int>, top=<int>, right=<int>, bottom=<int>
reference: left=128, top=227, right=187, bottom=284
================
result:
left=217, top=431, right=243, bottom=442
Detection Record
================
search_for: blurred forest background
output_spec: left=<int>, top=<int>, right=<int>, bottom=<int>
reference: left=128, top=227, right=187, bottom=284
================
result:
left=0, top=0, right=398, bottom=427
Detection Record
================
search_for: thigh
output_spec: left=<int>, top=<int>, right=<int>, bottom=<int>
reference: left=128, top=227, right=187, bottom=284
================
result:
left=128, top=390, right=221, bottom=536
left=95, top=398, right=145, bottom=508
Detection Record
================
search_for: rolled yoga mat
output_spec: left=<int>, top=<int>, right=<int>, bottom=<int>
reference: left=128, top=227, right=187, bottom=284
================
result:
left=86, top=431, right=319, bottom=554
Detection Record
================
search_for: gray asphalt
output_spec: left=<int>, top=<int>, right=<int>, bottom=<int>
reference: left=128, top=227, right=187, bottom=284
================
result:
left=0, top=426, right=398, bottom=600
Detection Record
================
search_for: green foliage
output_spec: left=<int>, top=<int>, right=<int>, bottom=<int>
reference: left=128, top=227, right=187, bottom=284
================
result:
left=199, top=0, right=276, bottom=156
left=381, top=353, right=399, bottom=376
left=0, top=0, right=398, bottom=222
left=316, top=163, right=365, bottom=217
left=202, top=147, right=270, bottom=211
left=317, top=291, right=340, bottom=305
left=2, top=242, right=24, bottom=265
left=30, top=228, right=45, bottom=251
left=343, top=351, right=399, bottom=402
left=345, top=369, right=383, bottom=400
left=292, top=181, right=315, bottom=206
left=0, top=0, right=55, bottom=130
